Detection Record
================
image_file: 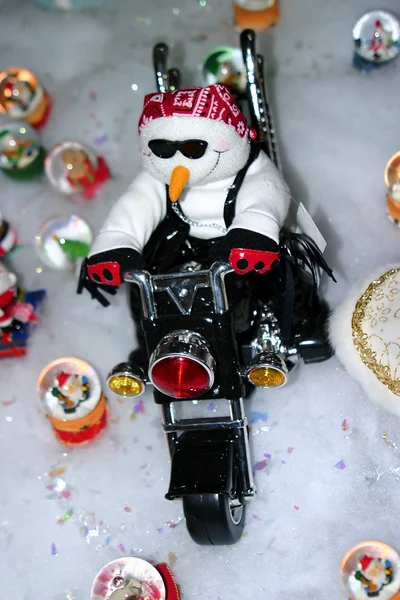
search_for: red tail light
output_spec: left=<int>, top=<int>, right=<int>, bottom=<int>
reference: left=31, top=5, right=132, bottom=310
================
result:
left=148, top=331, right=215, bottom=399
left=151, top=356, right=211, bottom=398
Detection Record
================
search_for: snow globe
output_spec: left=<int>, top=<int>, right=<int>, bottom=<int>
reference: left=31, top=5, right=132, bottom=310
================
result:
left=0, top=67, right=51, bottom=128
left=385, top=151, right=400, bottom=226
left=35, top=214, right=93, bottom=271
left=0, top=122, right=46, bottom=179
left=233, top=0, right=280, bottom=31
left=45, top=141, right=111, bottom=199
left=353, top=10, right=400, bottom=72
left=37, top=357, right=107, bottom=445
left=0, top=212, right=18, bottom=258
left=341, top=541, right=400, bottom=600
left=203, top=46, right=246, bottom=94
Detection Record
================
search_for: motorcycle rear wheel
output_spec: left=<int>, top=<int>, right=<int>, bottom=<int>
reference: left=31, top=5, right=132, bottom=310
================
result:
left=183, top=493, right=245, bottom=545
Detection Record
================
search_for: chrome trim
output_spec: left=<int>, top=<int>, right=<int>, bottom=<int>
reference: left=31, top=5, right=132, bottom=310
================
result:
left=148, top=330, right=215, bottom=398
left=164, top=417, right=245, bottom=432
left=106, top=361, right=147, bottom=397
left=210, top=261, right=234, bottom=314
left=125, top=270, right=157, bottom=320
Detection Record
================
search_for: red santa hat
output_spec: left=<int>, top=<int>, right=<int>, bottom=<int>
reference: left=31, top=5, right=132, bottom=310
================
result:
left=375, top=20, right=383, bottom=28
left=360, top=555, right=374, bottom=571
left=138, top=84, right=257, bottom=140
left=56, top=371, right=70, bottom=388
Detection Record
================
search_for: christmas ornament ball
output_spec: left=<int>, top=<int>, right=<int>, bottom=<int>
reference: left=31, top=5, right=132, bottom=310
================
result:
left=353, top=10, right=400, bottom=64
left=35, top=214, right=92, bottom=271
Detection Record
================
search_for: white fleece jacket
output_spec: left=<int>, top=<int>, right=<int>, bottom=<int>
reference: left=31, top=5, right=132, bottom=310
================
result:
left=89, top=151, right=291, bottom=257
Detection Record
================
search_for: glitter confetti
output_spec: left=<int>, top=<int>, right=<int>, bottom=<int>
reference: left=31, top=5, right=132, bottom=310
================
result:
left=49, top=466, right=66, bottom=478
left=57, top=508, right=73, bottom=525
left=89, top=90, right=97, bottom=101
left=342, top=419, right=349, bottom=431
left=124, top=506, right=132, bottom=513
left=252, top=514, right=261, bottom=521
left=134, top=400, right=145, bottom=414
left=2, top=399, right=15, bottom=407
left=51, top=543, right=58, bottom=555
left=383, top=431, right=398, bottom=450
left=251, top=411, right=268, bottom=423
left=281, top=460, right=286, bottom=465
left=93, top=133, right=109, bottom=145
left=253, top=458, right=269, bottom=472
left=294, top=505, right=300, bottom=511
left=252, top=425, right=271, bottom=435
left=164, top=517, right=183, bottom=529
left=168, top=552, right=178, bottom=566
left=287, top=447, right=294, bottom=454
left=334, top=460, right=346, bottom=470
left=208, top=402, right=216, bottom=411
left=131, top=83, right=139, bottom=91
left=118, top=543, right=126, bottom=552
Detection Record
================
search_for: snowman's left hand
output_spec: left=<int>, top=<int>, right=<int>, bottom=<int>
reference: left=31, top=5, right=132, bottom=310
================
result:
left=212, top=229, right=280, bottom=275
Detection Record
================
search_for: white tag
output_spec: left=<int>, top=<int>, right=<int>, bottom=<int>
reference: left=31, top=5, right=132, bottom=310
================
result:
left=295, top=202, right=327, bottom=254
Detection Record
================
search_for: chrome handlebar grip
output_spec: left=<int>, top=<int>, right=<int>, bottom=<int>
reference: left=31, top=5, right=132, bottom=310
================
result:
left=153, top=43, right=181, bottom=93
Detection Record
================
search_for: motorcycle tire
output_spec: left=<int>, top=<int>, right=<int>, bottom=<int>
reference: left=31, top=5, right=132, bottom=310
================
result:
left=183, top=493, right=245, bottom=546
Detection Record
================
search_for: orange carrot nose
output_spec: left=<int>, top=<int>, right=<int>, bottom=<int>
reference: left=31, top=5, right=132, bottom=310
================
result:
left=169, top=165, right=190, bottom=202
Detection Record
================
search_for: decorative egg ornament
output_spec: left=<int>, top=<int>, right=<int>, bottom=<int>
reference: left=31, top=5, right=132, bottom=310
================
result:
left=37, top=357, right=108, bottom=446
left=353, top=10, right=400, bottom=71
left=340, top=542, right=400, bottom=600
left=385, top=151, right=400, bottom=226
left=35, top=214, right=92, bottom=271
left=45, top=141, right=111, bottom=199
left=0, top=67, right=51, bottom=127
left=0, top=122, right=46, bottom=180
left=203, top=46, right=246, bottom=93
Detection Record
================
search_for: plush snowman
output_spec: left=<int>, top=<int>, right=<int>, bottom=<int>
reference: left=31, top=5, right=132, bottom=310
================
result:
left=85, top=84, right=291, bottom=287
left=0, top=262, right=17, bottom=328
left=355, top=555, right=393, bottom=596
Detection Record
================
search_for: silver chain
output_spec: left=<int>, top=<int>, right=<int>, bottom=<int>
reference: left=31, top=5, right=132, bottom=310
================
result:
left=171, top=202, right=227, bottom=234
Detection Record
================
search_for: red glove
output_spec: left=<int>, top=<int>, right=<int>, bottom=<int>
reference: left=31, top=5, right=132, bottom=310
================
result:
left=156, top=563, right=181, bottom=599
left=229, top=247, right=280, bottom=275
left=87, top=248, right=142, bottom=286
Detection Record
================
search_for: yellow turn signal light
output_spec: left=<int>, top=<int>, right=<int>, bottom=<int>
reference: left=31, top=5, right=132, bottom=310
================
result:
left=108, top=375, right=144, bottom=397
left=248, top=366, right=286, bottom=388
left=106, top=362, right=146, bottom=397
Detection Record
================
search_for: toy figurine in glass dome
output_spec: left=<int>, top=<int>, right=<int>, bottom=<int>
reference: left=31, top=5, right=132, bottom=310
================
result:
left=0, top=212, right=18, bottom=258
left=45, top=142, right=111, bottom=199
left=78, top=31, right=334, bottom=546
left=203, top=46, right=247, bottom=94
left=0, top=262, right=45, bottom=358
left=0, top=67, right=51, bottom=128
left=37, top=357, right=107, bottom=445
left=233, top=0, right=280, bottom=31
left=352, top=10, right=400, bottom=72
left=385, top=151, right=400, bottom=226
left=91, top=557, right=181, bottom=600
left=0, top=122, right=46, bottom=180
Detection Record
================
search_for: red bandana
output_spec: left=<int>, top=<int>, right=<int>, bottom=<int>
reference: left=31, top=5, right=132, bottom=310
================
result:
left=138, top=84, right=257, bottom=140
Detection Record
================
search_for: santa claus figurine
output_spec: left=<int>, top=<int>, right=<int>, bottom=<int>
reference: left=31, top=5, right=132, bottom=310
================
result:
left=0, top=263, right=17, bottom=329
left=355, top=555, right=393, bottom=597
left=83, top=84, right=290, bottom=289
left=0, top=213, right=18, bottom=259
left=51, top=371, right=90, bottom=414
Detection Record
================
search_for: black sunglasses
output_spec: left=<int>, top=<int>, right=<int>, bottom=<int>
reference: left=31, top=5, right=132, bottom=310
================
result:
left=148, top=139, right=208, bottom=159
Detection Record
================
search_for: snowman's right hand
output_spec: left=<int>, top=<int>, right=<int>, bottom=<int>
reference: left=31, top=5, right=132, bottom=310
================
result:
left=86, top=248, right=142, bottom=286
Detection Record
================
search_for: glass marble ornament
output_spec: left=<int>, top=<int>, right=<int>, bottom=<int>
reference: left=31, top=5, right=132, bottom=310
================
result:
left=37, top=357, right=107, bottom=446
left=45, top=141, right=111, bottom=198
left=0, top=67, right=51, bottom=127
left=35, top=214, right=93, bottom=271
left=0, top=122, right=46, bottom=180
left=353, top=10, right=400, bottom=72
left=385, top=151, right=400, bottom=226
left=341, top=541, right=400, bottom=600
left=203, top=46, right=246, bottom=93
left=233, top=0, right=279, bottom=31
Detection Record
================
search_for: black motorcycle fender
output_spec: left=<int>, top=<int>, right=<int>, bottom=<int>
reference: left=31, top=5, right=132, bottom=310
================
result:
left=165, top=430, right=236, bottom=500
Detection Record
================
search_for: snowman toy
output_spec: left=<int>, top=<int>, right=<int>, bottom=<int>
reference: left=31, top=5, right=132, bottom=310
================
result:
left=0, top=263, right=17, bottom=329
left=84, top=84, right=289, bottom=287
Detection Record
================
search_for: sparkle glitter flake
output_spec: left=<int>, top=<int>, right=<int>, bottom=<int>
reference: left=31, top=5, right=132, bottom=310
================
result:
left=334, top=460, right=347, bottom=470
left=134, top=399, right=145, bottom=414
left=51, top=542, right=57, bottom=555
left=342, top=419, right=349, bottom=431
left=253, top=458, right=269, bottom=473
left=168, top=552, right=178, bottom=566
left=383, top=430, right=398, bottom=450
left=57, top=508, right=73, bottom=525
left=287, top=447, right=294, bottom=454
left=49, top=466, right=66, bottom=478
left=251, top=410, right=268, bottom=423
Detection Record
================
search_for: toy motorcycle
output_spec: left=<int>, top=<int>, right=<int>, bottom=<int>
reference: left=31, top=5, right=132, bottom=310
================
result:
left=81, top=30, right=334, bottom=546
